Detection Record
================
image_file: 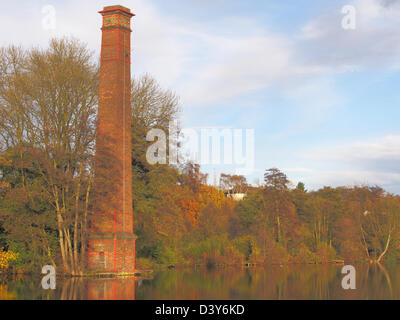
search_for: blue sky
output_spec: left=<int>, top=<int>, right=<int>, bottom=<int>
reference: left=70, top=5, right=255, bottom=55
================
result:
left=1, top=0, right=400, bottom=192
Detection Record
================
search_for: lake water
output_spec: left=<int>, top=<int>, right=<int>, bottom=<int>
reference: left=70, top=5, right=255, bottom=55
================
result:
left=1, top=264, right=399, bottom=300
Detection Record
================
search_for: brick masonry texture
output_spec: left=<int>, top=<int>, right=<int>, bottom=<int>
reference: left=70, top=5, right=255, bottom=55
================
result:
left=88, top=6, right=137, bottom=274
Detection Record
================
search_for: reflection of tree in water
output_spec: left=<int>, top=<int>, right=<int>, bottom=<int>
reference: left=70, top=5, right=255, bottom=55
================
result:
left=60, top=278, right=86, bottom=300
left=133, top=265, right=342, bottom=300
left=133, top=264, right=400, bottom=300
left=54, top=265, right=400, bottom=300
left=5, top=274, right=58, bottom=300
left=4, top=265, right=400, bottom=299
left=0, top=284, right=15, bottom=300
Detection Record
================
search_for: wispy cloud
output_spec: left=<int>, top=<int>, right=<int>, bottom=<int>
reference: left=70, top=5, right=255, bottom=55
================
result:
left=303, top=135, right=400, bottom=165
left=297, top=0, right=400, bottom=71
left=2, top=0, right=399, bottom=192
left=3, top=0, right=398, bottom=107
left=294, top=135, right=400, bottom=192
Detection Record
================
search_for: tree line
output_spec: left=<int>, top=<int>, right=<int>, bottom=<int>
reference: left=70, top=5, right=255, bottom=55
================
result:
left=0, top=38, right=399, bottom=274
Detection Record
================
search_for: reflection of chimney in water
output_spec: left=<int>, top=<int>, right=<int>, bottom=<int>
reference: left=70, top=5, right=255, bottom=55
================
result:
left=87, top=278, right=136, bottom=300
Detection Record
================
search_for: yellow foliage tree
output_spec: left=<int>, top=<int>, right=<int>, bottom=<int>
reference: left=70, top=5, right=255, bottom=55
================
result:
left=198, top=185, right=226, bottom=209
left=0, top=249, right=18, bottom=271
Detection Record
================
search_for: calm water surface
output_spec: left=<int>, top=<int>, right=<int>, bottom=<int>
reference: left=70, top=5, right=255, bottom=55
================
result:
left=1, top=264, right=399, bottom=300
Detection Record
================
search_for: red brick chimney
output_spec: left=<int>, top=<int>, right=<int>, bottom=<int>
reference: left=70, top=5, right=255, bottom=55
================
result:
left=88, top=5, right=136, bottom=274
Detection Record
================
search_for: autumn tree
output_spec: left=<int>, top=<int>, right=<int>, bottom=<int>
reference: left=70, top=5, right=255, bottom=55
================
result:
left=264, top=168, right=290, bottom=191
left=220, top=174, right=249, bottom=194
left=296, top=182, right=306, bottom=192
left=358, top=190, right=400, bottom=263
left=0, top=38, right=98, bottom=274
left=264, top=169, right=298, bottom=249
left=130, top=74, right=182, bottom=263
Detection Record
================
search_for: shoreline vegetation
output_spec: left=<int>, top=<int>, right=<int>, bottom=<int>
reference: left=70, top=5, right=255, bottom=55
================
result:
left=1, top=38, right=400, bottom=276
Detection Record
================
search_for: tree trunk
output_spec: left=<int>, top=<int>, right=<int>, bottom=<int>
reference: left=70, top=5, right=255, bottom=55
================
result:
left=377, top=233, right=391, bottom=263
left=55, top=193, right=70, bottom=274
left=73, top=164, right=82, bottom=274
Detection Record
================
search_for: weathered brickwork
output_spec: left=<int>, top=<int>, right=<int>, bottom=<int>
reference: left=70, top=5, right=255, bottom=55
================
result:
left=88, top=5, right=137, bottom=274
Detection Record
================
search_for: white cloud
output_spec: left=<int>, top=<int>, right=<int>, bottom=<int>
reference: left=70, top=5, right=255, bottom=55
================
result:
left=3, top=0, right=400, bottom=192
left=180, top=32, right=293, bottom=105
left=0, top=0, right=193, bottom=87
left=303, top=135, right=400, bottom=163
left=293, top=135, right=400, bottom=192
left=297, top=0, right=400, bottom=71
left=300, top=169, right=400, bottom=193
left=283, top=168, right=315, bottom=174
left=0, top=0, right=342, bottom=108
left=177, top=0, right=400, bottom=106
left=2, top=0, right=400, bottom=108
